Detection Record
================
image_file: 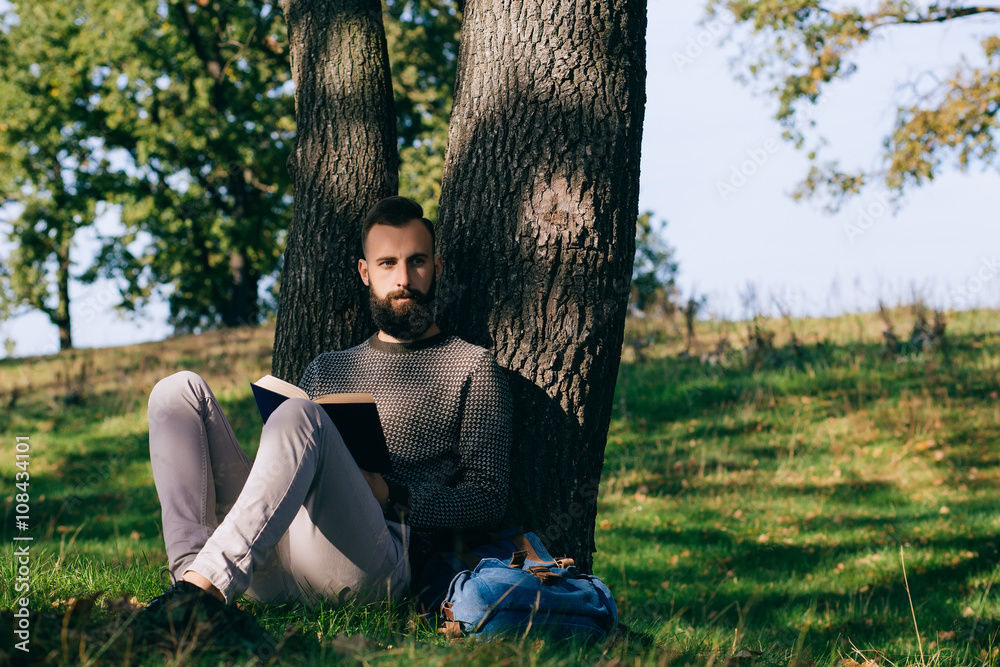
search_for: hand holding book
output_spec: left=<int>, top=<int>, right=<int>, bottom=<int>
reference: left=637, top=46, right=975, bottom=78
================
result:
left=360, top=470, right=390, bottom=511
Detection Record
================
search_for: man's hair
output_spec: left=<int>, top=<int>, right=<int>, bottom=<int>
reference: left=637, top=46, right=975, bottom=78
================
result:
left=361, top=196, right=435, bottom=257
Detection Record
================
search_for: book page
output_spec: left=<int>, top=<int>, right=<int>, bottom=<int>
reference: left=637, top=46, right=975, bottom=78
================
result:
left=254, top=374, right=309, bottom=400
left=314, top=393, right=375, bottom=404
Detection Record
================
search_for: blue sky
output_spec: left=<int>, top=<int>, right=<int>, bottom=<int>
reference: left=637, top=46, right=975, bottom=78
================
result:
left=2, top=0, right=998, bottom=357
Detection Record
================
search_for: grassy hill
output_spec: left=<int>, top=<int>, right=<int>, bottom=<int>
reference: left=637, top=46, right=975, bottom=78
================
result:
left=2, top=307, right=1000, bottom=665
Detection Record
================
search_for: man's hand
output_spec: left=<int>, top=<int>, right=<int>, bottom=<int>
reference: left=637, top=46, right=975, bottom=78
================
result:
left=361, top=470, right=389, bottom=511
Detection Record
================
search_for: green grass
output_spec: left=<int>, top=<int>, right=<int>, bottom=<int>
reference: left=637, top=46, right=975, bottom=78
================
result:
left=3, top=308, right=1000, bottom=665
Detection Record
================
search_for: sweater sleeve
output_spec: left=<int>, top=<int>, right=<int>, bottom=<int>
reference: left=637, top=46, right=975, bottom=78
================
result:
left=401, top=352, right=512, bottom=530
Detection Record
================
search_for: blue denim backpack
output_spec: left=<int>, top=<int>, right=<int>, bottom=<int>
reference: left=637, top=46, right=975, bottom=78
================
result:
left=438, top=532, right=618, bottom=641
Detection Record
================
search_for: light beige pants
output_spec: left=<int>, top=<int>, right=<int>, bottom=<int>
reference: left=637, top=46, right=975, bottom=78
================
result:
left=147, top=371, right=409, bottom=606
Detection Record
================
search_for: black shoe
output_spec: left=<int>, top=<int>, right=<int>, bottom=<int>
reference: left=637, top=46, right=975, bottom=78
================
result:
left=138, top=572, right=275, bottom=658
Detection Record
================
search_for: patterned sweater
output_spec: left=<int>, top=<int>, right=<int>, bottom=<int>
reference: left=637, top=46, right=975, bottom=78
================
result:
left=297, top=331, right=512, bottom=552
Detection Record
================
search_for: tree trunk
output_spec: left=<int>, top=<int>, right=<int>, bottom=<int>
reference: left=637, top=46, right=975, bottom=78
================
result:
left=272, top=0, right=398, bottom=382
left=437, top=0, right=646, bottom=571
left=225, top=250, right=258, bottom=327
left=56, top=231, right=73, bottom=351
left=224, top=166, right=258, bottom=328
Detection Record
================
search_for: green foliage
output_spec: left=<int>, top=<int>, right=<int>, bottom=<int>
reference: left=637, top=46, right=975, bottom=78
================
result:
left=0, top=0, right=294, bottom=336
left=706, top=1, right=1000, bottom=211
left=631, top=211, right=679, bottom=315
left=384, top=0, right=462, bottom=220
left=0, top=0, right=135, bottom=348
left=89, top=0, right=294, bottom=332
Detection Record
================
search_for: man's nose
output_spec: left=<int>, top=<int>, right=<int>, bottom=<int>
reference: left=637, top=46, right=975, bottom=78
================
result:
left=394, top=264, right=412, bottom=287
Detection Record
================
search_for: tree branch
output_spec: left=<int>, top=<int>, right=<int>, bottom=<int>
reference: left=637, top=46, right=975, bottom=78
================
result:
left=877, top=5, right=1000, bottom=27
left=220, top=24, right=257, bottom=81
left=170, top=1, right=223, bottom=82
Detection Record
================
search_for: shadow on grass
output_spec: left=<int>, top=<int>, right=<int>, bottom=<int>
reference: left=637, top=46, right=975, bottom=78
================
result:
left=1, top=478, right=162, bottom=547
left=609, top=514, right=1000, bottom=655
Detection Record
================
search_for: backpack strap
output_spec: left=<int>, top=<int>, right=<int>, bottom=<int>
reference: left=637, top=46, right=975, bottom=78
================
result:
left=508, top=533, right=551, bottom=563
left=438, top=601, right=464, bottom=640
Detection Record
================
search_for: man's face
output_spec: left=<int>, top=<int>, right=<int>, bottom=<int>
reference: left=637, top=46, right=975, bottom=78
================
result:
left=358, top=219, right=443, bottom=341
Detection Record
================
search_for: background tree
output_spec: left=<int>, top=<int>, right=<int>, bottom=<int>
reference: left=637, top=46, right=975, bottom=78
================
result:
left=437, top=0, right=647, bottom=569
left=0, top=1, right=133, bottom=350
left=89, top=0, right=295, bottom=331
left=0, top=0, right=296, bottom=338
left=271, top=0, right=399, bottom=383
left=706, top=0, right=1000, bottom=211
left=631, top=211, right=679, bottom=316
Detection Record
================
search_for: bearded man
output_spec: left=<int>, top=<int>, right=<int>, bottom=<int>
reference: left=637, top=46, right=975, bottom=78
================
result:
left=142, top=196, right=512, bottom=636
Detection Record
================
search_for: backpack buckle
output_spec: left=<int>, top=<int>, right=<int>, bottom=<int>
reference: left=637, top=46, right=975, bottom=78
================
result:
left=528, top=565, right=561, bottom=585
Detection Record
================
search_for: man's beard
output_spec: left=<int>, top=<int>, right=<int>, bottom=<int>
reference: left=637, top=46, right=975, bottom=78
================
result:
left=369, top=274, right=437, bottom=341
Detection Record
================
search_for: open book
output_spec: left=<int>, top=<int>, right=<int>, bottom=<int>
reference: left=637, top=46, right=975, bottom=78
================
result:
left=250, top=374, right=392, bottom=474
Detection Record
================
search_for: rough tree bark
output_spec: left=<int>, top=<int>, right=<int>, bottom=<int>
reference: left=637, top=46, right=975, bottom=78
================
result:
left=272, top=0, right=398, bottom=382
left=436, top=0, right=647, bottom=571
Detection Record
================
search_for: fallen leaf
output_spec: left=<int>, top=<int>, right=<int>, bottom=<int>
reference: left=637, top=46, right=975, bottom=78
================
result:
left=106, top=593, right=144, bottom=615
left=734, top=649, right=762, bottom=660
left=59, top=592, right=103, bottom=622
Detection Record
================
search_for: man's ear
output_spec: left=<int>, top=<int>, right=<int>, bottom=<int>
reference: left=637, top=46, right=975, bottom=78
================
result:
left=358, top=258, right=370, bottom=286
left=434, top=253, right=443, bottom=280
